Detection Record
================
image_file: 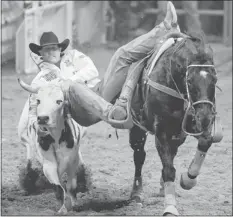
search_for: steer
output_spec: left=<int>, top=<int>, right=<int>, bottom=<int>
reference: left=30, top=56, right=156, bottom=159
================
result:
left=18, top=78, right=87, bottom=214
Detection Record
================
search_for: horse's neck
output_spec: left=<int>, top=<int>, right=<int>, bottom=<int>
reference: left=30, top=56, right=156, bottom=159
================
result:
left=150, top=61, right=185, bottom=94
left=150, top=65, right=173, bottom=87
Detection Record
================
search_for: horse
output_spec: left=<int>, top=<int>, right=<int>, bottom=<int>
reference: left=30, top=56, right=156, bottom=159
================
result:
left=127, top=31, right=223, bottom=215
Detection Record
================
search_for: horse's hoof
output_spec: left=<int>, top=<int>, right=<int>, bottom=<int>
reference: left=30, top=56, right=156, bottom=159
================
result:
left=130, top=196, right=143, bottom=208
left=180, top=172, right=197, bottom=190
left=130, top=176, right=143, bottom=204
left=131, top=194, right=142, bottom=203
left=212, top=131, right=223, bottom=143
left=212, top=116, right=223, bottom=143
left=163, top=205, right=179, bottom=216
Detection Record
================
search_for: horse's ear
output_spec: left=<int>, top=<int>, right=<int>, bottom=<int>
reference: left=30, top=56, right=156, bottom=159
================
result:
left=164, top=1, right=178, bottom=25
left=205, top=45, right=214, bottom=59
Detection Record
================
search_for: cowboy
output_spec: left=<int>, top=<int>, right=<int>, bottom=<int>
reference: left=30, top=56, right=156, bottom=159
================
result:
left=18, top=31, right=100, bottom=138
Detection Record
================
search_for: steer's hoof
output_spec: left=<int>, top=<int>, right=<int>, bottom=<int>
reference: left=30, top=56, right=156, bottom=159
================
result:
left=163, top=205, right=179, bottom=216
left=58, top=204, right=68, bottom=214
left=180, top=172, right=197, bottom=190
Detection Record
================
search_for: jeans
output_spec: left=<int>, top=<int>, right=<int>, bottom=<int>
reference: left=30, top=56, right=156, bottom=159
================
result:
left=101, top=21, right=180, bottom=102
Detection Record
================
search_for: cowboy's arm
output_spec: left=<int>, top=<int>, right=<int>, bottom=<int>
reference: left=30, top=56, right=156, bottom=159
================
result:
left=31, top=68, right=60, bottom=88
left=30, top=71, right=47, bottom=88
left=69, top=50, right=99, bottom=83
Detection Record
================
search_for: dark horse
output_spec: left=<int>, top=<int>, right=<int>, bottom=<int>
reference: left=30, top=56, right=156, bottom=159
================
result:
left=128, top=31, right=222, bottom=215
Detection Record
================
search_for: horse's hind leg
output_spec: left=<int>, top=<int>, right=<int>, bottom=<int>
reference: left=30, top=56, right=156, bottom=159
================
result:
left=155, top=126, right=180, bottom=216
left=180, top=138, right=212, bottom=190
left=129, top=125, right=147, bottom=204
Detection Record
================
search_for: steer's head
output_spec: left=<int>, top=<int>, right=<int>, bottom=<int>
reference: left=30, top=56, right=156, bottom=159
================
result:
left=18, top=79, right=66, bottom=128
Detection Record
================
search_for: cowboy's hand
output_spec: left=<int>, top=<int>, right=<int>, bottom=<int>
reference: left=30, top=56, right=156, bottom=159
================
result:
left=61, top=79, right=73, bottom=92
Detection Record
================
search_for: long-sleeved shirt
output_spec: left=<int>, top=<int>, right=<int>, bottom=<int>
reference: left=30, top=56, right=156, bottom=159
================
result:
left=31, top=49, right=100, bottom=88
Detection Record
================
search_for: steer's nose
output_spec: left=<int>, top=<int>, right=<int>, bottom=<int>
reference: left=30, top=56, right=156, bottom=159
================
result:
left=37, top=116, right=49, bottom=124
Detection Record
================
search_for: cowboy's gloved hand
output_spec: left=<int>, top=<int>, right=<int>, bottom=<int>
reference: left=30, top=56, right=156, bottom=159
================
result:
left=61, top=79, right=73, bottom=93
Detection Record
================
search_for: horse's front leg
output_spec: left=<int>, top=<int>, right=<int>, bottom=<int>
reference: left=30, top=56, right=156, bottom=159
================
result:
left=155, top=126, right=179, bottom=216
left=129, top=125, right=147, bottom=205
left=180, top=137, right=212, bottom=190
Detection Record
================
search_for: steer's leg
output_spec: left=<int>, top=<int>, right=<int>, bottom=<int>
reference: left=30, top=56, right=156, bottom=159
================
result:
left=180, top=137, right=212, bottom=190
left=18, top=126, right=41, bottom=194
left=129, top=125, right=147, bottom=205
left=66, top=175, right=77, bottom=210
left=55, top=185, right=64, bottom=203
left=65, top=150, right=87, bottom=211
left=57, top=184, right=68, bottom=214
left=155, top=125, right=180, bottom=216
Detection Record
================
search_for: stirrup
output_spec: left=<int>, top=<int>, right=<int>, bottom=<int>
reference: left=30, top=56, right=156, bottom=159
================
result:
left=108, top=98, right=134, bottom=129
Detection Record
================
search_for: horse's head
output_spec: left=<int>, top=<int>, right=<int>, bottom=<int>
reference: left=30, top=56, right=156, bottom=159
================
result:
left=168, top=32, right=217, bottom=134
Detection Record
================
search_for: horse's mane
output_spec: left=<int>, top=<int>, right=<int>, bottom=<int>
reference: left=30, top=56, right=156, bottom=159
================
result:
left=184, top=30, right=214, bottom=64
left=164, top=30, right=214, bottom=67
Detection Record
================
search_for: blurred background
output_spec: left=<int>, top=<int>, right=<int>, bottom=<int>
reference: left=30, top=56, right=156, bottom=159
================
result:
left=1, top=0, right=232, bottom=75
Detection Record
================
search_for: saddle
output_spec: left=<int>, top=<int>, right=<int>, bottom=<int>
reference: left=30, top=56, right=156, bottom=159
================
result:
left=108, top=37, right=180, bottom=130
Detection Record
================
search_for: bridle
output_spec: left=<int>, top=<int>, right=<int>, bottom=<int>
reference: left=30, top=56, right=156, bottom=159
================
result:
left=144, top=38, right=218, bottom=136
left=181, top=64, right=217, bottom=136
left=185, top=64, right=216, bottom=109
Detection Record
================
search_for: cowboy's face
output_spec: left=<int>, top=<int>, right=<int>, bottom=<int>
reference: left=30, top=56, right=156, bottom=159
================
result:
left=39, top=45, right=62, bottom=64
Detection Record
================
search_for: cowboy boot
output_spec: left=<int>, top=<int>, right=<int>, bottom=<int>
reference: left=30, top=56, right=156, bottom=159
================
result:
left=66, top=81, right=127, bottom=128
left=108, top=58, right=146, bottom=126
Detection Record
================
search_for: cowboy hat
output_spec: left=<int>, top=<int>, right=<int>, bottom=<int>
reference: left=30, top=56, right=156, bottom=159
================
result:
left=29, top=31, right=70, bottom=56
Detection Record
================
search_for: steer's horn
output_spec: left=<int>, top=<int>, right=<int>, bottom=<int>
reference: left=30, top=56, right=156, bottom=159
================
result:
left=18, top=78, right=39, bottom=93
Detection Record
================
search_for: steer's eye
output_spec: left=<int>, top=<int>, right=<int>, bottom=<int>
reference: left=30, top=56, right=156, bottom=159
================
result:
left=36, top=99, right=40, bottom=105
left=56, top=100, right=63, bottom=105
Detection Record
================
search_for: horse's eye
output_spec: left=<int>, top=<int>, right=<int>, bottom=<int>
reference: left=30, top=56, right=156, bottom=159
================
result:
left=177, top=62, right=184, bottom=69
left=37, top=99, right=40, bottom=105
left=56, top=100, right=63, bottom=105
